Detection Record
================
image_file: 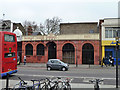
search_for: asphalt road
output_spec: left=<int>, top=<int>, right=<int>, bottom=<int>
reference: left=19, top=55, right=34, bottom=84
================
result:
left=3, top=65, right=117, bottom=86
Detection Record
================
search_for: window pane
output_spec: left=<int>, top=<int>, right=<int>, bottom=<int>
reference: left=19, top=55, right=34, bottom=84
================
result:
left=5, top=53, right=15, bottom=58
left=4, top=34, right=9, bottom=41
left=113, top=30, right=116, bottom=38
left=118, top=30, right=120, bottom=37
left=4, top=34, right=15, bottom=42
left=105, top=30, right=108, bottom=38
left=109, top=30, right=112, bottom=38
left=89, top=30, right=94, bottom=33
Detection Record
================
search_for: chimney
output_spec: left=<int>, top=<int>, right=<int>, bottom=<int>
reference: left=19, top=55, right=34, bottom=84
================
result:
left=28, top=26, right=33, bottom=35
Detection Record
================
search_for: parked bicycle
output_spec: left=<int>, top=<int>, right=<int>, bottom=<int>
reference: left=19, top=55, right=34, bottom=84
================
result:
left=89, top=79, right=103, bottom=90
left=61, top=78, right=71, bottom=90
left=42, top=77, right=62, bottom=90
left=30, top=79, right=45, bottom=90
left=4, top=76, right=72, bottom=90
left=13, top=77, right=33, bottom=90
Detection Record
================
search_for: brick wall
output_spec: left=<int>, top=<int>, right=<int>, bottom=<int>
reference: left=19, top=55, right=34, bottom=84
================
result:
left=22, top=40, right=100, bottom=65
left=60, top=22, right=98, bottom=35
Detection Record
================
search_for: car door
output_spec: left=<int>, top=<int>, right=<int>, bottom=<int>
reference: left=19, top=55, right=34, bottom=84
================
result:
left=52, top=60, right=61, bottom=69
left=50, top=60, right=56, bottom=69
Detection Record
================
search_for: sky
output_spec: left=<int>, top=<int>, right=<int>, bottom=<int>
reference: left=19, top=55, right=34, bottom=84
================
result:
left=0, top=0, right=119, bottom=25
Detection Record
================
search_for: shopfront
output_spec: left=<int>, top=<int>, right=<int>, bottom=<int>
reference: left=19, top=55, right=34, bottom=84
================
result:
left=102, top=40, right=120, bottom=65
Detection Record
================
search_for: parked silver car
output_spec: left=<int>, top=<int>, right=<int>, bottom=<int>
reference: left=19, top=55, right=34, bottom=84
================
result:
left=46, top=59, right=69, bottom=71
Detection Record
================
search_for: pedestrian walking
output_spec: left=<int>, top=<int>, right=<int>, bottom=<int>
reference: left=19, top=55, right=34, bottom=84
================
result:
left=104, top=57, right=108, bottom=67
left=101, top=57, right=107, bottom=67
left=101, top=57, right=104, bottom=67
left=111, top=57, right=114, bottom=67
left=24, top=55, right=26, bottom=65
left=109, top=55, right=112, bottom=66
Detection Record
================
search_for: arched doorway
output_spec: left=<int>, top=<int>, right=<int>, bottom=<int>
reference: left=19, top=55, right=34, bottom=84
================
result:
left=47, top=42, right=56, bottom=60
left=82, top=43, right=94, bottom=64
left=17, top=42, right=22, bottom=63
left=62, top=43, right=75, bottom=64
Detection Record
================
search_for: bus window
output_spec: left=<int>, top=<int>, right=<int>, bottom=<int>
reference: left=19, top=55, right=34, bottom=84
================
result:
left=4, top=34, right=15, bottom=42
left=4, top=52, right=15, bottom=58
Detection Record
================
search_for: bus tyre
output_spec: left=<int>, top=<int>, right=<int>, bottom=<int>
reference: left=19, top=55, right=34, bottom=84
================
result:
left=47, top=67, right=51, bottom=71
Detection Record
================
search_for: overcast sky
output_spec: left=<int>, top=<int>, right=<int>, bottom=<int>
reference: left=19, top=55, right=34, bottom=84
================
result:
left=0, top=0, right=119, bottom=24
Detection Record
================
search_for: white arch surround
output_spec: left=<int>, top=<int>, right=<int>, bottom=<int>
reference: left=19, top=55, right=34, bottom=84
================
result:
left=13, top=27, right=23, bottom=42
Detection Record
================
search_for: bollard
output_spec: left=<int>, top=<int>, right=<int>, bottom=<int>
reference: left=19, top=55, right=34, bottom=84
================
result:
left=94, top=79, right=99, bottom=90
left=6, top=73, right=9, bottom=90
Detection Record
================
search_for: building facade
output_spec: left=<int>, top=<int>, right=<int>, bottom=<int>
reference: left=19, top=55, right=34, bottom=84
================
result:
left=100, top=18, right=120, bottom=65
left=22, top=22, right=100, bottom=65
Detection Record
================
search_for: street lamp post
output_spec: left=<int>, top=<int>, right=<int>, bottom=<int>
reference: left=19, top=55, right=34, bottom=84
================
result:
left=76, top=47, right=78, bottom=67
left=115, top=30, right=119, bottom=88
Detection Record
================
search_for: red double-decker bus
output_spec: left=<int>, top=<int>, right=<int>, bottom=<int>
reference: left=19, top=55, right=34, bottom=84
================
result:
left=0, top=31, right=17, bottom=77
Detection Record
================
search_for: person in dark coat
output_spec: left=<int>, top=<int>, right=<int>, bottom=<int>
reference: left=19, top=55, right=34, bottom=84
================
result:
left=104, top=57, right=107, bottom=67
left=24, top=55, right=26, bottom=65
left=109, top=56, right=112, bottom=66
left=101, top=57, right=107, bottom=67
left=101, top=57, right=104, bottom=67
left=111, top=57, right=114, bottom=67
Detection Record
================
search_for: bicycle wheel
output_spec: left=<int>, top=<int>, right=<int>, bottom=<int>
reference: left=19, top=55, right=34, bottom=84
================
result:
left=52, top=85, right=60, bottom=90
left=66, top=84, right=71, bottom=90
left=57, top=82, right=63, bottom=90
left=42, top=85, right=50, bottom=90
left=36, top=84, right=42, bottom=90
left=26, top=86, right=34, bottom=90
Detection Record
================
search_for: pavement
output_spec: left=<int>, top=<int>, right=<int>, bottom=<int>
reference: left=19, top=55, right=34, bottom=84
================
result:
left=0, top=80, right=118, bottom=90
left=18, top=63, right=117, bottom=69
left=0, top=63, right=120, bottom=90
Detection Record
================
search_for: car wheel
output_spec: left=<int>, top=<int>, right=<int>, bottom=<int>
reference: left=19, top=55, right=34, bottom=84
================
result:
left=47, top=67, right=51, bottom=71
left=62, top=67, right=66, bottom=71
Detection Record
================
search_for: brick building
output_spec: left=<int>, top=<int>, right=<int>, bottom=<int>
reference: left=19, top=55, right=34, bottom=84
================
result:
left=22, top=22, right=100, bottom=65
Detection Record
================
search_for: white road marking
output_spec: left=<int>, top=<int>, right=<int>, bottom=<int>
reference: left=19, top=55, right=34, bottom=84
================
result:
left=14, top=73, right=116, bottom=80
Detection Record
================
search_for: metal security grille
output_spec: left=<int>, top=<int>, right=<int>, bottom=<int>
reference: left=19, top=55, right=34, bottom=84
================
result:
left=25, top=44, right=33, bottom=55
left=82, top=43, right=94, bottom=64
left=62, top=43, right=75, bottom=64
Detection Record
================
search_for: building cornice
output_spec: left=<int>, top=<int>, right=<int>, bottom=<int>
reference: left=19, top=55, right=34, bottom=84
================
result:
left=22, top=34, right=100, bottom=41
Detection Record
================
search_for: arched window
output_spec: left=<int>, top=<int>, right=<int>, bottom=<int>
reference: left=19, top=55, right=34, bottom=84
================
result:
left=25, top=44, right=33, bottom=55
left=37, top=44, right=44, bottom=55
